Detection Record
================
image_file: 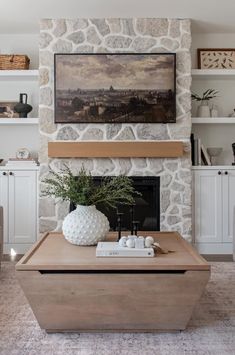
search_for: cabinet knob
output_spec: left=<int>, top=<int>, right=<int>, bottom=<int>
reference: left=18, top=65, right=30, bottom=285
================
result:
left=218, top=171, right=222, bottom=175
left=2, top=172, right=7, bottom=176
left=225, top=171, right=228, bottom=175
left=9, top=172, right=13, bottom=176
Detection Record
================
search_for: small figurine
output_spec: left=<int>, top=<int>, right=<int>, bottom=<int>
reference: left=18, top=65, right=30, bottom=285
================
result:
left=126, top=238, right=135, bottom=248
left=119, top=235, right=154, bottom=249
left=135, top=236, right=145, bottom=249
left=118, top=236, right=127, bottom=247
left=145, top=236, right=154, bottom=248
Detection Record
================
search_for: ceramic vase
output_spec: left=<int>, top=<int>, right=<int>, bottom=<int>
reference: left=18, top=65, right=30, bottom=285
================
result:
left=197, top=100, right=210, bottom=118
left=62, top=205, right=110, bottom=246
left=14, top=93, right=32, bottom=118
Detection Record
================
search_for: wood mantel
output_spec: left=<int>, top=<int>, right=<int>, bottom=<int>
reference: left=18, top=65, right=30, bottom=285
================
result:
left=48, top=141, right=184, bottom=158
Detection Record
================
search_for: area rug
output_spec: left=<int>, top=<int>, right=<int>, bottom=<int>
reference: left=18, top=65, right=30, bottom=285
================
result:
left=0, top=262, right=234, bottom=355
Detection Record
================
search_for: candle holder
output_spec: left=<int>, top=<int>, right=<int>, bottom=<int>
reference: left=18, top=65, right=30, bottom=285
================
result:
left=130, top=204, right=135, bottom=235
left=132, top=220, right=140, bottom=236
left=116, top=212, right=124, bottom=241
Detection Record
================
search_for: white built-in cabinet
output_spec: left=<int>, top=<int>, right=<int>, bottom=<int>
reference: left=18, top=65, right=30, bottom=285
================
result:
left=0, top=167, right=38, bottom=254
left=193, top=167, right=234, bottom=254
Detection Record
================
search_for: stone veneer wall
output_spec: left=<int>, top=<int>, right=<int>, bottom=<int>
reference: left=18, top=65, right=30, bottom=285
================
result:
left=39, top=18, right=192, bottom=242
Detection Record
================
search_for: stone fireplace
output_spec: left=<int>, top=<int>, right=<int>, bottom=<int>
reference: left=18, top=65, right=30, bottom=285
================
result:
left=39, top=18, right=192, bottom=242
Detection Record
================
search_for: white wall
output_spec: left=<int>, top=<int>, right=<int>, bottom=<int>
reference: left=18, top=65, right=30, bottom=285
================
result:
left=0, top=34, right=39, bottom=68
left=0, top=34, right=39, bottom=162
left=191, top=33, right=235, bottom=165
left=191, top=33, right=235, bottom=68
left=0, top=125, right=39, bottom=160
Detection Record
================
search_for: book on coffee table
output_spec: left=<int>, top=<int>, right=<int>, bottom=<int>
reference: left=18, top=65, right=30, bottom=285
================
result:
left=96, top=242, right=154, bottom=257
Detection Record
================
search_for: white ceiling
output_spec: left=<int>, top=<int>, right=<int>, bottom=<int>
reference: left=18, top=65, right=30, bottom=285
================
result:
left=1, top=0, right=235, bottom=34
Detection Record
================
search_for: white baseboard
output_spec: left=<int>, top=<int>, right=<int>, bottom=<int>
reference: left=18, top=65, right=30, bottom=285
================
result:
left=194, top=242, right=233, bottom=254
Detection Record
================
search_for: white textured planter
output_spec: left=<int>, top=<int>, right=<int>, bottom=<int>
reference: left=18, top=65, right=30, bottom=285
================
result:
left=62, top=205, right=110, bottom=246
left=197, top=100, right=210, bottom=118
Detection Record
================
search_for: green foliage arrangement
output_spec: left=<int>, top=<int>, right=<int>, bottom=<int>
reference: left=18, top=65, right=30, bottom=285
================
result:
left=191, top=89, right=219, bottom=102
left=41, top=165, right=139, bottom=208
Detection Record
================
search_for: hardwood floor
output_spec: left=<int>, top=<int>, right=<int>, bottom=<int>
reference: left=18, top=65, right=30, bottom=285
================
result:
left=202, top=254, right=233, bottom=262
left=3, top=254, right=24, bottom=262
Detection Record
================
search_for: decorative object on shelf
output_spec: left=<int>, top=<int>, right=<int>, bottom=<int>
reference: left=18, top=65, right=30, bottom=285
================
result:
left=207, top=147, right=223, bottom=165
left=210, top=105, right=219, bottom=118
left=96, top=241, right=154, bottom=257
left=119, top=235, right=154, bottom=249
left=0, top=54, right=30, bottom=70
left=54, top=53, right=176, bottom=124
left=145, top=236, right=154, bottom=248
left=62, top=205, right=110, bottom=246
left=6, top=157, right=37, bottom=168
left=232, top=143, right=235, bottom=165
left=14, top=93, right=32, bottom=118
left=228, top=109, right=235, bottom=117
left=129, top=204, right=135, bottom=235
left=42, top=165, right=139, bottom=246
left=116, top=212, right=124, bottom=241
left=201, top=144, right=211, bottom=166
left=132, top=220, right=140, bottom=236
left=152, top=241, right=174, bottom=254
left=192, top=89, right=219, bottom=118
left=16, top=148, right=30, bottom=160
left=0, top=101, right=18, bottom=118
left=198, top=48, right=235, bottom=69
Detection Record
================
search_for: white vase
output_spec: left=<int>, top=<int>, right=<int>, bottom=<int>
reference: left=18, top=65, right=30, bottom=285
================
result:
left=197, top=100, right=210, bottom=117
left=62, top=205, right=110, bottom=246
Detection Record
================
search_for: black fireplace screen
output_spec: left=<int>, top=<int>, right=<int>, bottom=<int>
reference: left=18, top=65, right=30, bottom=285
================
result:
left=70, top=176, right=160, bottom=231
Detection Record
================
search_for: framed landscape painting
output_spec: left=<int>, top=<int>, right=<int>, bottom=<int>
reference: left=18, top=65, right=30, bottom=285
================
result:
left=54, top=53, right=176, bottom=123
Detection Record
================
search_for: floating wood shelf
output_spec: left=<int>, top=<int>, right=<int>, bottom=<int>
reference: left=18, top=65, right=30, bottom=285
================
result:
left=48, top=141, right=184, bottom=158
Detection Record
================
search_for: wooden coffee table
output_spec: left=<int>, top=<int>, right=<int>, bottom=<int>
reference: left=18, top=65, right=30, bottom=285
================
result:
left=16, top=232, right=210, bottom=332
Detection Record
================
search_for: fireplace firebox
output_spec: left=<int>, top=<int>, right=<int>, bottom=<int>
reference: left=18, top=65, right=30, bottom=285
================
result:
left=70, top=176, right=160, bottom=232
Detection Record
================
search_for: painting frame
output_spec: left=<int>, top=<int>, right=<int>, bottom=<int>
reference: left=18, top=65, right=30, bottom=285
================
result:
left=54, top=52, right=176, bottom=124
left=198, top=48, right=235, bottom=69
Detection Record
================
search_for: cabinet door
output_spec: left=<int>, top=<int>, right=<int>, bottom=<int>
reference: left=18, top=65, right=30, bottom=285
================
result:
left=194, top=170, right=222, bottom=243
left=222, top=169, right=235, bottom=243
left=8, top=170, right=37, bottom=244
left=0, top=171, right=9, bottom=243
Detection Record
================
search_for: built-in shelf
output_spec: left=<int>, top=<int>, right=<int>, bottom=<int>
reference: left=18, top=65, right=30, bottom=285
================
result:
left=192, top=117, right=235, bottom=124
left=0, top=70, right=39, bottom=81
left=192, top=69, right=235, bottom=79
left=0, top=118, right=39, bottom=125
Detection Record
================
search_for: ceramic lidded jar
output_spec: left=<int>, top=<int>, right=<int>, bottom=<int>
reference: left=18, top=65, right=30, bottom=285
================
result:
left=62, top=205, right=110, bottom=246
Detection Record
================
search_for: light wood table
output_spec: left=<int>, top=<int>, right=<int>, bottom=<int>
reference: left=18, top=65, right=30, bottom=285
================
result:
left=16, top=232, right=210, bottom=332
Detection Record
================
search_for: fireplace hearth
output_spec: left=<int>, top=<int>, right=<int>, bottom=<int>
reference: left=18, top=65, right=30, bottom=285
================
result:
left=70, top=176, right=160, bottom=232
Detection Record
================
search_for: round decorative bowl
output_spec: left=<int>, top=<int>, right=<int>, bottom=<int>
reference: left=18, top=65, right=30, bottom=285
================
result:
left=62, top=204, right=110, bottom=246
left=207, top=147, right=223, bottom=157
left=207, top=147, right=223, bottom=165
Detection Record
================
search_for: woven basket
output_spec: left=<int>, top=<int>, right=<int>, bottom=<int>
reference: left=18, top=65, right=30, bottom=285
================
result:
left=0, top=55, right=30, bottom=70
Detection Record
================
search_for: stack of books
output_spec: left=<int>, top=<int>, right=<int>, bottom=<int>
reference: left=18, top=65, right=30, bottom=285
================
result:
left=191, top=134, right=211, bottom=166
left=6, top=158, right=38, bottom=168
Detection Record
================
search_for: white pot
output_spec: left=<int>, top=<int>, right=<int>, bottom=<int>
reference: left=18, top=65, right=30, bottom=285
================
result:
left=62, top=205, right=110, bottom=246
left=197, top=100, right=210, bottom=118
